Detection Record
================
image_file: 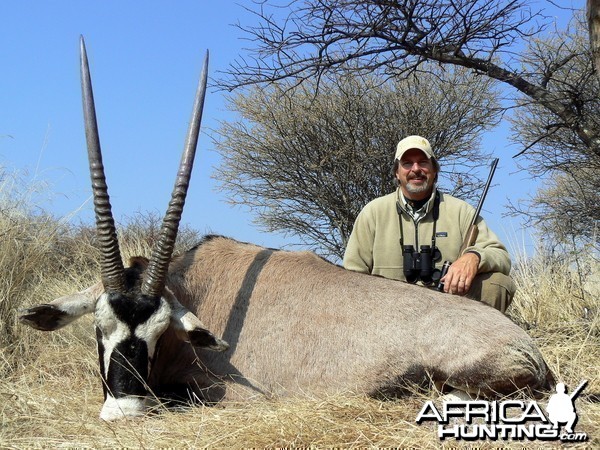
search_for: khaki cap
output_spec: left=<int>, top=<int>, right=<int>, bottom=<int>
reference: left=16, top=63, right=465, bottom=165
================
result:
left=395, top=135, right=435, bottom=161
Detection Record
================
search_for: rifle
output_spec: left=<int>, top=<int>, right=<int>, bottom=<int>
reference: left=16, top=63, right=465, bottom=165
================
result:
left=459, top=158, right=499, bottom=255
left=569, top=380, right=588, bottom=401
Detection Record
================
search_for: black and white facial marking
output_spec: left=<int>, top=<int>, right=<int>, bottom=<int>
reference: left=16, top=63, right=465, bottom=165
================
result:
left=95, top=262, right=171, bottom=421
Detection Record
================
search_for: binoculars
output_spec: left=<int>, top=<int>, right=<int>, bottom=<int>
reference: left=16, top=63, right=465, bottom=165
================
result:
left=402, top=245, right=444, bottom=286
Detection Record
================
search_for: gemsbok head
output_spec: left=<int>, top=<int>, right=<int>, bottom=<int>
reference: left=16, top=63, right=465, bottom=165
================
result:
left=20, top=37, right=228, bottom=420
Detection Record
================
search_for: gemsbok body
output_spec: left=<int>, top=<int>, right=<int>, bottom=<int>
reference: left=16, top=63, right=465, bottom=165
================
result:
left=20, top=38, right=554, bottom=421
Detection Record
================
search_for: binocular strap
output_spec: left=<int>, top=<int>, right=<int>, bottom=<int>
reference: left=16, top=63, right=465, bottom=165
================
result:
left=396, top=190, right=441, bottom=251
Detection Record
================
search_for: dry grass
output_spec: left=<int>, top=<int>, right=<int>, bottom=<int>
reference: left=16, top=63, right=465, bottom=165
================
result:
left=0, top=175, right=598, bottom=448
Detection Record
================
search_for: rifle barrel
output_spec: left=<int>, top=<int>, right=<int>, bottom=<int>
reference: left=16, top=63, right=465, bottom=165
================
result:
left=569, top=379, right=588, bottom=400
left=471, top=158, right=499, bottom=226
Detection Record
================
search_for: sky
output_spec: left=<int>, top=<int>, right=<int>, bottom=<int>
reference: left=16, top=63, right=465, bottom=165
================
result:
left=0, top=1, right=579, bottom=260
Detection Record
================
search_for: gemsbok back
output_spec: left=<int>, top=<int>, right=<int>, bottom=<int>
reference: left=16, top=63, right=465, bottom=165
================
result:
left=20, top=38, right=554, bottom=421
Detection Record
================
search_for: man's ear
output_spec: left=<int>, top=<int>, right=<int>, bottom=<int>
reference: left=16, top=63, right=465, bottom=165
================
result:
left=162, top=287, right=229, bottom=352
left=19, top=282, right=103, bottom=331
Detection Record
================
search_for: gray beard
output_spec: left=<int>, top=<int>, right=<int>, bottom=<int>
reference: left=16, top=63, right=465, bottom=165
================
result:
left=404, top=179, right=432, bottom=195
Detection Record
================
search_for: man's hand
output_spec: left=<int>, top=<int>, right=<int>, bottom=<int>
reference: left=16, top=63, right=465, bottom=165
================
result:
left=441, top=252, right=480, bottom=295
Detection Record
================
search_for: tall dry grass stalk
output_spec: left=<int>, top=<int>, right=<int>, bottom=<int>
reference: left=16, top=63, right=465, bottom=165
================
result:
left=509, top=240, right=599, bottom=389
left=1, top=175, right=598, bottom=447
left=0, top=171, right=99, bottom=378
left=510, top=245, right=597, bottom=326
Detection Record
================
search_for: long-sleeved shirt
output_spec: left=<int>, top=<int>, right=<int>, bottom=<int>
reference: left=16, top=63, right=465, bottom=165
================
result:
left=343, top=188, right=511, bottom=281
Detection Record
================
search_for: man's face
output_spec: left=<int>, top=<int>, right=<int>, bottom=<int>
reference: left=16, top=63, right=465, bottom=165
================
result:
left=395, top=148, right=437, bottom=200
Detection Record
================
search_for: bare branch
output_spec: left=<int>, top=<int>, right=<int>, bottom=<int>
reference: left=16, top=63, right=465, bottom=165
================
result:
left=219, top=0, right=600, bottom=156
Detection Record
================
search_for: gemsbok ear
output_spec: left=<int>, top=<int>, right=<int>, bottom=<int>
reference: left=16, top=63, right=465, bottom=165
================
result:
left=19, top=282, right=103, bottom=331
left=162, top=287, right=229, bottom=352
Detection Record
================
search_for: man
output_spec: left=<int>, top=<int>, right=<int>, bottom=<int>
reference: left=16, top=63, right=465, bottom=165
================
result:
left=343, top=135, right=516, bottom=313
left=547, top=383, right=578, bottom=434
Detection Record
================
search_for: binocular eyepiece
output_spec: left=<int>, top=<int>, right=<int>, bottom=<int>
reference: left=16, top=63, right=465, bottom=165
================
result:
left=402, top=245, right=444, bottom=286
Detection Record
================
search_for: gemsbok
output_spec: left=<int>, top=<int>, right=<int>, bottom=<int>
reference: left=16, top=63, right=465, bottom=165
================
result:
left=20, top=38, right=554, bottom=421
